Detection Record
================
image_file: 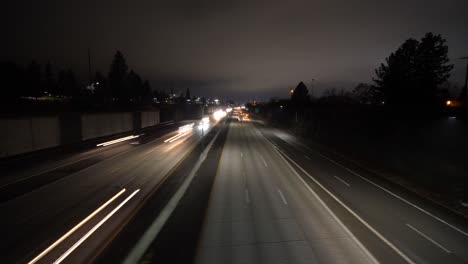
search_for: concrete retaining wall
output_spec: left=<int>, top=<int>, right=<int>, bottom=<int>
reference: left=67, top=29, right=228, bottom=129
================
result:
left=81, top=112, right=133, bottom=140
left=0, top=116, right=60, bottom=157
left=0, top=110, right=162, bottom=158
left=141, top=111, right=160, bottom=128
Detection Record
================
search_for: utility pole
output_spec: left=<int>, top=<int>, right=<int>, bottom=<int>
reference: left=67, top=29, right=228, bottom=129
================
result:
left=88, top=48, right=92, bottom=85
left=460, top=56, right=468, bottom=100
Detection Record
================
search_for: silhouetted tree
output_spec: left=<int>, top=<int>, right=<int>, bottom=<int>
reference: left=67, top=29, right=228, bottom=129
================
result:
left=57, top=70, right=66, bottom=96
left=25, top=60, right=42, bottom=97
left=291, top=81, right=310, bottom=107
left=61, top=69, right=79, bottom=97
left=127, top=70, right=143, bottom=104
left=324, top=87, right=337, bottom=97
left=142, top=80, right=152, bottom=104
left=417, top=33, right=453, bottom=98
left=440, top=81, right=461, bottom=98
left=352, top=83, right=377, bottom=104
left=44, top=61, right=55, bottom=95
left=93, top=71, right=109, bottom=103
left=373, top=32, right=453, bottom=106
left=108, top=51, right=129, bottom=103
left=320, top=87, right=354, bottom=104
left=0, top=61, right=24, bottom=100
left=186, top=88, right=191, bottom=100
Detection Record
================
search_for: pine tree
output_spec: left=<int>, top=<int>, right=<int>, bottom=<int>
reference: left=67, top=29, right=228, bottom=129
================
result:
left=291, top=81, right=310, bottom=107
left=373, top=33, right=453, bottom=106
left=44, top=61, right=55, bottom=95
left=108, top=51, right=129, bottom=102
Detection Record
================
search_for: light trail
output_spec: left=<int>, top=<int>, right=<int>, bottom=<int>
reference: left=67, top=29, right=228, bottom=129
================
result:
left=164, top=124, right=194, bottom=143
left=54, top=189, right=140, bottom=264
left=96, top=135, right=141, bottom=147
left=28, top=189, right=126, bottom=264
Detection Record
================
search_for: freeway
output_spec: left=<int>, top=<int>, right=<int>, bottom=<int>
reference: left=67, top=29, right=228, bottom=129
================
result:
left=261, top=125, right=468, bottom=264
left=2, top=116, right=468, bottom=264
left=0, top=118, right=216, bottom=263
left=195, top=120, right=379, bottom=263
left=195, top=120, right=468, bottom=263
left=0, top=121, right=186, bottom=203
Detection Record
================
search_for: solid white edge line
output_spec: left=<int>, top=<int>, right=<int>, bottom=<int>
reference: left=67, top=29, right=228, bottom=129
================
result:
left=270, top=142, right=413, bottom=264
left=271, top=145, right=383, bottom=264
left=306, top=145, right=468, bottom=238
left=277, top=188, right=288, bottom=205
left=282, top=135, right=468, bottom=239
left=28, top=188, right=127, bottom=264
left=406, top=224, right=452, bottom=254
left=123, top=128, right=222, bottom=264
left=53, top=189, right=140, bottom=264
left=334, top=175, right=351, bottom=187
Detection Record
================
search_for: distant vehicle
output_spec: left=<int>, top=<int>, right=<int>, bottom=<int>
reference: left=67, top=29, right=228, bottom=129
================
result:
left=231, top=114, right=241, bottom=122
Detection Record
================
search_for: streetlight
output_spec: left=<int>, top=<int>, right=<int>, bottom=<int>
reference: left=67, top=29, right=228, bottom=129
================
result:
left=289, top=88, right=298, bottom=124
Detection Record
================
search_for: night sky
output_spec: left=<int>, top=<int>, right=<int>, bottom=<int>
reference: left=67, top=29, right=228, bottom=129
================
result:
left=1, top=0, right=467, bottom=100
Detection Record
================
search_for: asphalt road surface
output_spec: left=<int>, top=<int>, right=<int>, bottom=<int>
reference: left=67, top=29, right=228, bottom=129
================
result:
left=2, top=117, right=468, bottom=264
left=0, top=119, right=216, bottom=263
left=195, top=121, right=378, bottom=264
left=195, top=120, right=468, bottom=264
left=261, top=124, right=468, bottom=264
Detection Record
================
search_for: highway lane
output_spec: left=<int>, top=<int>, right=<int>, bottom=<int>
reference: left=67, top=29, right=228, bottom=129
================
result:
left=0, top=120, right=183, bottom=201
left=6, top=116, right=467, bottom=263
left=0, top=118, right=216, bottom=263
left=97, top=119, right=230, bottom=264
left=195, top=121, right=379, bottom=263
left=260, top=125, right=468, bottom=263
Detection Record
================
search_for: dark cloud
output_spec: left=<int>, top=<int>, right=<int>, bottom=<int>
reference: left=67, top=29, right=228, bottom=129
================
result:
left=2, top=0, right=467, bottom=99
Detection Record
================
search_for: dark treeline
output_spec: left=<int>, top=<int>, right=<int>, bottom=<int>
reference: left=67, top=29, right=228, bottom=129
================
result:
left=0, top=51, right=164, bottom=113
left=259, top=32, right=464, bottom=123
left=341, top=32, right=458, bottom=109
left=352, top=32, right=458, bottom=108
left=252, top=32, right=468, bottom=205
left=373, top=32, right=455, bottom=107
